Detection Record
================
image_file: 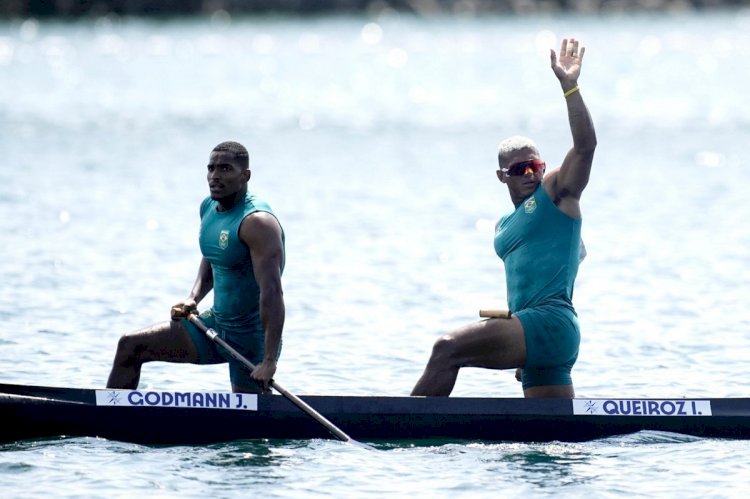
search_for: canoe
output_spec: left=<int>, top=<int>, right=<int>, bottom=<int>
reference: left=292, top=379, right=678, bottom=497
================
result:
left=2, top=382, right=750, bottom=445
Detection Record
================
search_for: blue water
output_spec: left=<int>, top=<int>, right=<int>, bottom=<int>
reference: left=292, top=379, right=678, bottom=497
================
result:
left=2, top=8, right=750, bottom=498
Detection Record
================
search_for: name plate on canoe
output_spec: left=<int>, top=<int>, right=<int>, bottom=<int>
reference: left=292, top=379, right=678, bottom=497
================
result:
left=95, top=389, right=257, bottom=411
left=573, top=399, right=712, bottom=417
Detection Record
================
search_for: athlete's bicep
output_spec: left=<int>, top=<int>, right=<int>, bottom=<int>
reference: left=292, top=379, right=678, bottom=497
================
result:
left=239, top=213, right=284, bottom=290
left=553, top=147, right=594, bottom=200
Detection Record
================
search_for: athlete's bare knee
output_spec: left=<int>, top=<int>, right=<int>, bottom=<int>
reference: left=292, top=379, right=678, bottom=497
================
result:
left=428, top=334, right=458, bottom=365
left=113, top=333, right=145, bottom=366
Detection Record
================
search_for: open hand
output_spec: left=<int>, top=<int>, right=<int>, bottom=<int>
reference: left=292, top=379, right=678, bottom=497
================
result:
left=550, top=38, right=584, bottom=85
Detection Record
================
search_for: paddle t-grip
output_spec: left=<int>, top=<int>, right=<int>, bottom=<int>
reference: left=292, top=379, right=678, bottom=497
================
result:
left=479, top=309, right=512, bottom=319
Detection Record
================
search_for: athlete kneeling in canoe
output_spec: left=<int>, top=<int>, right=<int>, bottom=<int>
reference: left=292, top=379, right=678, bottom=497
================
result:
left=107, top=141, right=285, bottom=394
left=411, top=37, right=597, bottom=398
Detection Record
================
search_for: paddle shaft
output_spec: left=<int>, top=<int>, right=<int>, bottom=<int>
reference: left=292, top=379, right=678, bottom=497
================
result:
left=187, top=314, right=354, bottom=444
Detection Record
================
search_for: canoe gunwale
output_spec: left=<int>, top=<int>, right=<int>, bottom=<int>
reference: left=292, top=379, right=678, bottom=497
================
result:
left=2, top=383, right=750, bottom=445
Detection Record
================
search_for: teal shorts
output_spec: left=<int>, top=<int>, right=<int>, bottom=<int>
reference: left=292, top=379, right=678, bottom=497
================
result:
left=514, top=303, right=580, bottom=389
left=182, top=310, right=279, bottom=392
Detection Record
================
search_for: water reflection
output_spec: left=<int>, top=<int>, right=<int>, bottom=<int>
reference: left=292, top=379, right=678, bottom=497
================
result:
left=202, top=439, right=304, bottom=468
left=482, top=443, right=594, bottom=488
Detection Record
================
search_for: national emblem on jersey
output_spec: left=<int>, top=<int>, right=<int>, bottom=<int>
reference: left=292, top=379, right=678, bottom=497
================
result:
left=524, top=196, right=537, bottom=214
left=219, top=230, right=229, bottom=250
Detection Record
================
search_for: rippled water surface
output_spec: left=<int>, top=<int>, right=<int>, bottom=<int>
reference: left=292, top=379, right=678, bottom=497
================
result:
left=1, top=9, right=750, bottom=498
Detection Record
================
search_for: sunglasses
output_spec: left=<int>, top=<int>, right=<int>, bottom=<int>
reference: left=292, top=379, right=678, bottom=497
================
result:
left=502, top=159, right=546, bottom=177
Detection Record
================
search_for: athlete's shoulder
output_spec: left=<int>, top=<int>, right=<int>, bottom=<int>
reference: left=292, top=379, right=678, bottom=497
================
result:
left=199, top=196, right=215, bottom=217
left=244, top=192, right=272, bottom=212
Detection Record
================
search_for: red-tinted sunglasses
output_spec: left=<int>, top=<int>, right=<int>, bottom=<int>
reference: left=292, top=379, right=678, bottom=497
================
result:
left=502, top=159, right=546, bottom=177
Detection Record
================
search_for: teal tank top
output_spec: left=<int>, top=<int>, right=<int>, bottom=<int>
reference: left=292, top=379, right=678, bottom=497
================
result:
left=494, top=184, right=581, bottom=313
left=199, top=192, right=285, bottom=331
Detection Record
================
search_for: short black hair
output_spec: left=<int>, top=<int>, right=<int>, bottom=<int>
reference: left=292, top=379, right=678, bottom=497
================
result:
left=212, top=141, right=249, bottom=169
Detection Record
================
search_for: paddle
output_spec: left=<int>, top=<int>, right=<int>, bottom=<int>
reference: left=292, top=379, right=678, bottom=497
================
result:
left=187, top=314, right=369, bottom=448
left=479, top=309, right=511, bottom=319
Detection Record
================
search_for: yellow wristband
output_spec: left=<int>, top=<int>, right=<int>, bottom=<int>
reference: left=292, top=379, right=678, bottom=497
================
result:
left=563, top=85, right=580, bottom=98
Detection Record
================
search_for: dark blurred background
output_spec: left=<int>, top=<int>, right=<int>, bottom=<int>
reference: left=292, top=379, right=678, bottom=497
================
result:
left=2, top=0, right=748, bottom=17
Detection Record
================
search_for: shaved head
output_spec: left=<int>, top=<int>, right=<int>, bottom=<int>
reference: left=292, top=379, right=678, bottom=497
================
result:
left=212, top=141, right=249, bottom=170
left=497, top=136, right=539, bottom=168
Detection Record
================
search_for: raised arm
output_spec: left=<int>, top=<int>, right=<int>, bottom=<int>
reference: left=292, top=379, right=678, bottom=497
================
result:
left=547, top=38, right=597, bottom=215
left=239, top=211, right=285, bottom=391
